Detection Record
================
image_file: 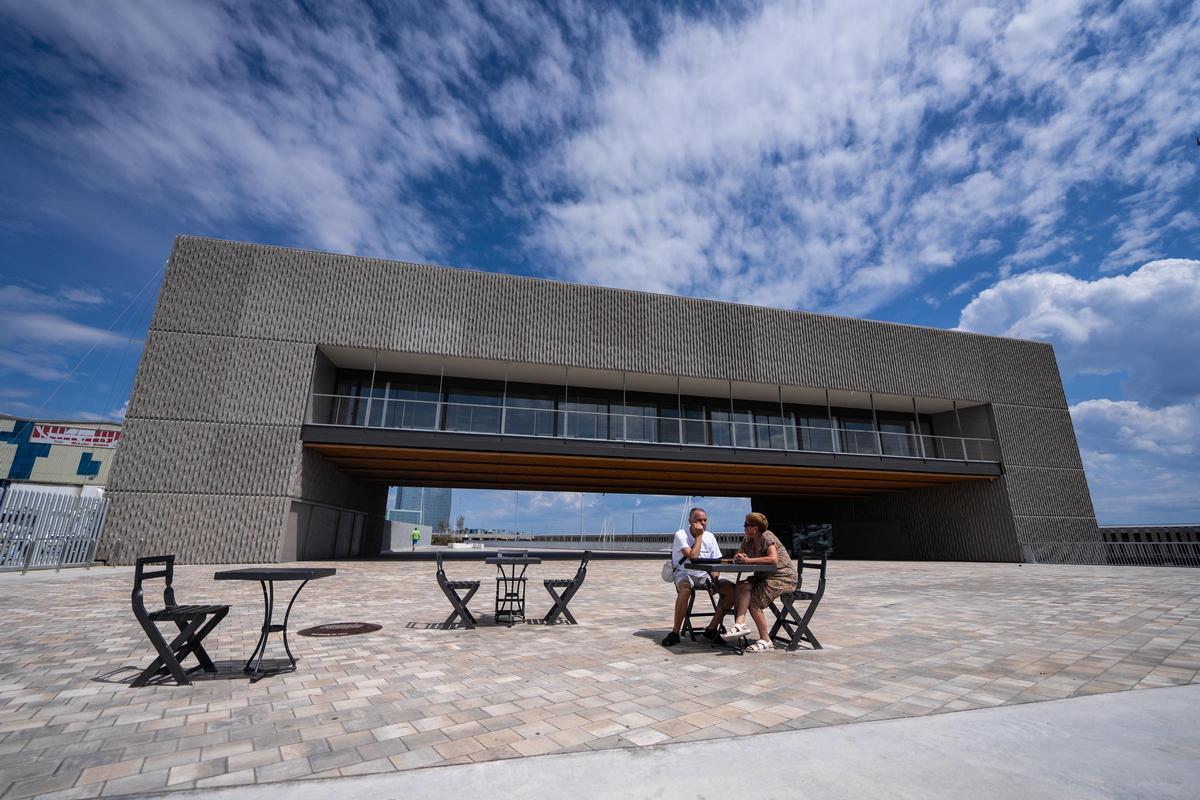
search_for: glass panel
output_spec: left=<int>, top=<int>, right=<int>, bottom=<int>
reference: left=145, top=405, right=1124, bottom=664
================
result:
left=384, top=398, right=437, bottom=430
left=681, top=400, right=707, bottom=445
left=878, top=419, right=915, bottom=457
left=504, top=407, right=557, bottom=437
left=562, top=391, right=611, bottom=440
left=505, top=383, right=560, bottom=437
left=657, top=414, right=681, bottom=444
left=386, top=374, right=439, bottom=402
left=731, top=410, right=755, bottom=448
left=365, top=385, right=389, bottom=427
left=709, top=409, right=733, bottom=447
left=443, top=380, right=503, bottom=433
left=753, top=410, right=788, bottom=450
left=796, top=415, right=834, bottom=452
left=838, top=418, right=877, bottom=455
left=916, top=419, right=935, bottom=458
left=332, top=373, right=369, bottom=425
left=615, top=399, right=658, bottom=442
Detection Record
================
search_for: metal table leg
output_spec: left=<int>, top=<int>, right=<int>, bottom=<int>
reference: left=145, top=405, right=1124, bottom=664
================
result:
left=494, top=563, right=529, bottom=625
left=244, top=579, right=309, bottom=682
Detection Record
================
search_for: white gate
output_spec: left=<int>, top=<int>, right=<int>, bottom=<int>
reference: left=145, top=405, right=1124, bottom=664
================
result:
left=0, top=487, right=109, bottom=573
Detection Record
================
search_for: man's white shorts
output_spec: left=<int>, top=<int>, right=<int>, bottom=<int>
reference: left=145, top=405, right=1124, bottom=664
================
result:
left=674, top=572, right=712, bottom=590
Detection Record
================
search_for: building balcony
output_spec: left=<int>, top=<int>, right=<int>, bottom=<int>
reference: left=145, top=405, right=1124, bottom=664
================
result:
left=306, top=392, right=999, bottom=464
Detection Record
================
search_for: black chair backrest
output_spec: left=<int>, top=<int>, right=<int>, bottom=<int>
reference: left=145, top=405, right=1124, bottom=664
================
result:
left=133, top=555, right=177, bottom=618
left=576, top=551, right=591, bottom=581
left=793, top=552, right=828, bottom=597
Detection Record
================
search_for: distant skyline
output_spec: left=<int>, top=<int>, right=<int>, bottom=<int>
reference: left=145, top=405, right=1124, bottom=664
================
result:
left=0, top=1, right=1196, bottom=524
left=448, top=491, right=752, bottom=538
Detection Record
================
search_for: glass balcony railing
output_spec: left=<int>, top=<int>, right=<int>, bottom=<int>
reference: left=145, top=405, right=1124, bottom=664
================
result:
left=307, top=393, right=1000, bottom=463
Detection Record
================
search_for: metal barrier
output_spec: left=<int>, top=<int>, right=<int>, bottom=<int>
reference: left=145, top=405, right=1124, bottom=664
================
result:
left=1025, top=541, right=1200, bottom=567
left=0, top=488, right=109, bottom=573
left=470, top=532, right=746, bottom=552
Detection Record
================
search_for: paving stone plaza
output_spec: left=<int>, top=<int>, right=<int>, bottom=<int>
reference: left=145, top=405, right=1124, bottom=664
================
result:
left=2, top=559, right=1199, bottom=799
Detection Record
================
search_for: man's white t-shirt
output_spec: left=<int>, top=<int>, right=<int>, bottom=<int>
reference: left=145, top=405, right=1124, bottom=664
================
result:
left=671, top=528, right=723, bottom=581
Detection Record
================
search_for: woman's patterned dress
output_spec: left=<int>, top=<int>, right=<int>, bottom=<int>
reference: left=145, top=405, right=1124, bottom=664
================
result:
left=742, top=530, right=798, bottom=609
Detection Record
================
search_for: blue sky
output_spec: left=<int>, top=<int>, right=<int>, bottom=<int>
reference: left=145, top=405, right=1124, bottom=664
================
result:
left=0, top=1, right=1196, bottom=528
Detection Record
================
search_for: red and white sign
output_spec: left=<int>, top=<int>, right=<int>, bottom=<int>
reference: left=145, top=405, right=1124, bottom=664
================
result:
left=30, top=425, right=121, bottom=449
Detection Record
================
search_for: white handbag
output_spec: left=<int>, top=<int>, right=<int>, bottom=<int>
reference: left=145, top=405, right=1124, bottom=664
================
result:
left=660, top=559, right=677, bottom=582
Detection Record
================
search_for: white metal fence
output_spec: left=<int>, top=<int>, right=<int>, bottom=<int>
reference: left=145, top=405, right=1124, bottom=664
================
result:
left=1024, top=541, right=1200, bottom=567
left=0, top=487, right=108, bottom=573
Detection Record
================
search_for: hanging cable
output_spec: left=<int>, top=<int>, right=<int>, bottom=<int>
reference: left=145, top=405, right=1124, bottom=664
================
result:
left=34, top=262, right=166, bottom=419
left=99, top=265, right=162, bottom=420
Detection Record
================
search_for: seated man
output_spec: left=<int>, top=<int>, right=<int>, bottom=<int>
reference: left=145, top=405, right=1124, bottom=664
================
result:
left=662, top=507, right=734, bottom=647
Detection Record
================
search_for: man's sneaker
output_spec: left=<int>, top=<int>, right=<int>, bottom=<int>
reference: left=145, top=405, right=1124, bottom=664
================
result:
left=722, top=622, right=751, bottom=641
left=661, top=631, right=682, bottom=647
left=700, top=628, right=721, bottom=643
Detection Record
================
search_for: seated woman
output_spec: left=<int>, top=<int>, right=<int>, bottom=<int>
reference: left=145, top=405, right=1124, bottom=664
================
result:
left=725, top=512, right=797, bottom=652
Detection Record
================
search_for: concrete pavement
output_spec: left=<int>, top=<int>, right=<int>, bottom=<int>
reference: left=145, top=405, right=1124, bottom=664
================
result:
left=125, top=683, right=1200, bottom=800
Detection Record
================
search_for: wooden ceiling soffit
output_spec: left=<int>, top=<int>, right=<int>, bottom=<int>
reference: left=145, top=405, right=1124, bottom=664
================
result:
left=305, top=443, right=990, bottom=484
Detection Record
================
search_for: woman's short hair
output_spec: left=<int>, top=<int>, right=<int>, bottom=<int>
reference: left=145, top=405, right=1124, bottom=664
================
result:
left=744, top=512, right=768, bottom=532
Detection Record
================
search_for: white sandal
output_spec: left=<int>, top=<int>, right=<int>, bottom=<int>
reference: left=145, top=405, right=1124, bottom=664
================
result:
left=745, top=639, right=772, bottom=652
left=723, top=622, right=751, bottom=640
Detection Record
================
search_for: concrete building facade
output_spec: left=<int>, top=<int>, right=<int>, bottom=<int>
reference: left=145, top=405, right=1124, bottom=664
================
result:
left=101, top=236, right=1099, bottom=564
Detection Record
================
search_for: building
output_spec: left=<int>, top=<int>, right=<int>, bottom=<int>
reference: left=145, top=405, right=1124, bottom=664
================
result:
left=101, top=236, right=1099, bottom=564
left=387, top=486, right=452, bottom=530
left=1, top=416, right=122, bottom=493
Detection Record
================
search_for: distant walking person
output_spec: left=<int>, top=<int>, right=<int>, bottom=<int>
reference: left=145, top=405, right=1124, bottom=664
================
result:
left=411, top=527, right=421, bottom=551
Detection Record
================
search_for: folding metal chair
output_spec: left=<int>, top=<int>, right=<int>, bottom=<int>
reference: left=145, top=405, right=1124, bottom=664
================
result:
left=131, top=555, right=230, bottom=686
left=437, top=553, right=480, bottom=629
left=542, top=551, right=589, bottom=624
left=768, top=552, right=827, bottom=651
left=679, top=581, right=731, bottom=640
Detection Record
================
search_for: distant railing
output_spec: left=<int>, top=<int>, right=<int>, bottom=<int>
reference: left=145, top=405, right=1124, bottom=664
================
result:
left=0, top=488, right=108, bottom=573
left=1025, top=541, right=1200, bottom=567
left=308, top=393, right=1000, bottom=463
left=463, top=532, right=744, bottom=552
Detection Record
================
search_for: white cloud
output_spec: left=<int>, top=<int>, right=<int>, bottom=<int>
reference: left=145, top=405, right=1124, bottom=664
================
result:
left=72, top=401, right=127, bottom=423
left=958, top=259, right=1200, bottom=404
left=1071, top=400, right=1198, bottom=458
left=0, top=279, right=139, bottom=393
left=5, top=1, right=1196, bottom=313
left=0, top=350, right=71, bottom=382
left=521, top=0, right=1199, bottom=312
left=0, top=0, right=571, bottom=260
left=962, top=262, right=1200, bottom=522
left=0, top=284, right=106, bottom=310
left=451, top=490, right=750, bottom=535
left=0, top=313, right=132, bottom=349
left=1071, top=399, right=1200, bottom=523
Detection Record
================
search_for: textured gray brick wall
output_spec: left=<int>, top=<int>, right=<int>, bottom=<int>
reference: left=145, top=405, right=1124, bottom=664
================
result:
left=104, top=236, right=1098, bottom=563
left=757, top=476, right=1022, bottom=563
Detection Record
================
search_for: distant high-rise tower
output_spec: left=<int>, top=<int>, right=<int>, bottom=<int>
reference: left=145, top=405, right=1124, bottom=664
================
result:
left=388, top=487, right=452, bottom=530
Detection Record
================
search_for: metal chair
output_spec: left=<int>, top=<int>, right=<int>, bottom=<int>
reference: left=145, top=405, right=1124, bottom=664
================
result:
left=131, top=555, right=230, bottom=686
left=680, top=583, right=732, bottom=640
left=436, top=553, right=480, bottom=629
left=542, top=551, right=590, bottom=624
left=768, top=552, right=827, bottom=651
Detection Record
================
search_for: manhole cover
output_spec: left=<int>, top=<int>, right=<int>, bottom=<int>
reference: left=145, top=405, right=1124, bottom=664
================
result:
left=297, top=622, right=382, bottom=637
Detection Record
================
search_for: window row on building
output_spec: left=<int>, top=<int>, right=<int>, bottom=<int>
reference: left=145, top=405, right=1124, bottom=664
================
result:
left=312, top=370, right=996, bottom=462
